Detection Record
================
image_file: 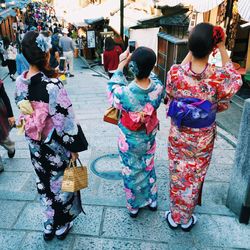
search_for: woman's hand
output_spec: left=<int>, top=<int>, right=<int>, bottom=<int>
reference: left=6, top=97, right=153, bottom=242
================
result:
left=71, top=152, right=79, bottom=162
left=8, top=117, right=15, bottom=127
left=217, top=32, right=227, bottom=50
left=118, top=48, right=132, bottom=70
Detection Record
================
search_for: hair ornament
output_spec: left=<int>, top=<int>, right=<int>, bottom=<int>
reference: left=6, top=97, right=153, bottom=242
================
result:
left=128, top=61, right=139, bottom=76
left=36, top=33, right=52, bottom=52
left=212, top=26, right=225, bottom=46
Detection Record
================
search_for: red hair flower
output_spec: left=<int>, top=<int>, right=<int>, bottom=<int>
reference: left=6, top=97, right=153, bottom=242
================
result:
left=213, top=26, right=225, bottom=46
left=212, top=26, right=225, bottom=56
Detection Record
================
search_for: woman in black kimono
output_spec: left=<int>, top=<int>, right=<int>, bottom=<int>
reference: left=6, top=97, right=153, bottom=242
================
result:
left=15, top=31, right=86, bottom=241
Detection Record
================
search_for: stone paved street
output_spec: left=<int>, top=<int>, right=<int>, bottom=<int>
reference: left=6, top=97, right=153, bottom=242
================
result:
left=0, top=58, right=249, bottom=250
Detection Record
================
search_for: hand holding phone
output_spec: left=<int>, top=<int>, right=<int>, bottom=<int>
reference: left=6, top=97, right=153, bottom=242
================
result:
left=128, top=40, right=136, bottom=53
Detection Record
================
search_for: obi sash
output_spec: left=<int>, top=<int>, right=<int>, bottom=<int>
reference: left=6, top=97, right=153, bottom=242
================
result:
left=120, top=104, right=159, bottom=134
left=167, top=97, right=216, bottom=128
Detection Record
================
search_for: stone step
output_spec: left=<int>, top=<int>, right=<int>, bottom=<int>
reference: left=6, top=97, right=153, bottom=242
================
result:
left=0, top=156, right=235, bottom=211
left=0, top=202, right=248, bottom=250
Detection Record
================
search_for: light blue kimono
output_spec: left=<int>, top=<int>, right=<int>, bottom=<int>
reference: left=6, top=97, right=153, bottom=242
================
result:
left=107, top=70, right=165, bottom=211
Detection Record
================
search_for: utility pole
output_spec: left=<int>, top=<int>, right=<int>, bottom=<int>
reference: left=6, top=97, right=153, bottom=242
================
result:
left=120, top=0, right=124, bottom=41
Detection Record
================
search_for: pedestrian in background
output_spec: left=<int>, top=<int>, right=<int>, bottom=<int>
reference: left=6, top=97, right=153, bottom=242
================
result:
left=165, top=23, right=242, bottom=231
left=0, top=79, right=15, bottom=172
left=59, top=28, right=75, bottom=77
left=107, top=47, right=165, bottom=217
left=16, top=47, right=29, bottom=75
left=103, top=37, right=122, bottom=78
left=2, top=37, right=17, bottom=81
left=15, top=31, right=83, bottom=241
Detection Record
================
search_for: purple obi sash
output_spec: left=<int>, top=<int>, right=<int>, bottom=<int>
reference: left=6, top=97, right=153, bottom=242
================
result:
left=167, top=97, right=216, bottom=128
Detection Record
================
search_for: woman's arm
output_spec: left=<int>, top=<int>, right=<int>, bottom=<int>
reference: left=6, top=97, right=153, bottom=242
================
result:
left=55, top=51, right=60, bottom=64
left=106, top=50, right=131, bottom=110
left=181, top=51, right=192, bottom=65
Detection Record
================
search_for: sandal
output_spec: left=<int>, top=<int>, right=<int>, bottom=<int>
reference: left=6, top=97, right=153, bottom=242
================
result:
left=181, top=215, right=197, bottom=232
left=56, top=221, right=73, bottom=240
left=43, top=229, right=55, bottom=241
left=148, top=201, right=158, bottom=211
left=129, top=209, right=139, bottom=218
left=165, top=211, right=178, bottom=229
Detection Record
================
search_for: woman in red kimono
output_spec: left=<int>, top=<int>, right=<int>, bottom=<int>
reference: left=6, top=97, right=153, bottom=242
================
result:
left=165, top=23, right=242, bottom=231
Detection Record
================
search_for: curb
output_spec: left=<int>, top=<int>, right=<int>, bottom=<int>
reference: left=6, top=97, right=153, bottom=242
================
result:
left=217, top=125, right=237, bottom=148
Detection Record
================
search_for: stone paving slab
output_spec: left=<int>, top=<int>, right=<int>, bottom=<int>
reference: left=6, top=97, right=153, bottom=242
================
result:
left=71, top=205, right=103, bottom=236
left=102, top=207, right=194, bottom=244
left=0, top=201, right=26, bottom=229
left=0, top=172, right=32, bottom=191
left=102, top=207, right=249, bottom=249
left=73, top=236, right=171, bottom=250
left=0, top=149, right=31, bottom=159
left=0, top=230, right=26, bottom=250
left=192, top=214, right=250, bottom=249
left=2, top=159, right=33, bottom=172
left=14, top=202, right=103, bottom=237
left=20, top=232, right=74, bottom=250
left=0, top=190, right=36, bottom=201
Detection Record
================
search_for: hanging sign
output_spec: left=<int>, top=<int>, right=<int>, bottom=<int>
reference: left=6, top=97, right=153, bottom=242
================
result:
left=87, top=30, right=96, bottom=48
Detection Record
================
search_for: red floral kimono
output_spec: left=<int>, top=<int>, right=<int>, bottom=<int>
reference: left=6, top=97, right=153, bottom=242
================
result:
left=166, top=61, right=242, bottom=224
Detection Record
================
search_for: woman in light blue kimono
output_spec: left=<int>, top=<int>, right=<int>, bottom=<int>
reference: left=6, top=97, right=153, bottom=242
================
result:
left=107, top=47, right=165, bottom=217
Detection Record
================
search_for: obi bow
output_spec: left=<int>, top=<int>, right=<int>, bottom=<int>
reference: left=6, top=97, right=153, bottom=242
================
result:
left=121, top=103, right=159, bottom=134
left=167, top=97, right=216, bottom=128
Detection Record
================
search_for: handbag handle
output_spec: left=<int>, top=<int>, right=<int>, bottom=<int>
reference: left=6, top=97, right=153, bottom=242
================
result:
left=69, top=158, right=83, bottom=168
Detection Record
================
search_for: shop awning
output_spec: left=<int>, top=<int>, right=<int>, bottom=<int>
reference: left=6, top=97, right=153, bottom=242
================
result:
left=5, top=0, right=31, bottom=9
left=56, top=0, right=127, bottom=27
left=156, top=0, right=224, bottom=13
left=159, top=13, right=190, bottom=26
left=109, top=4, right=160, bottom=37
left=0, top=7, right=16, bottom=22
left=238, top=0, right=250, bottom=22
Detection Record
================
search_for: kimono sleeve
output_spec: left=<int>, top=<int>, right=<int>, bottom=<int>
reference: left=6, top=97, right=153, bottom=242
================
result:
left=166, top=65, right=179, bottom=100
left=215, top=62, right=243, bottom=112
left=47, top=79, right=82, bottom=152
left=106, top=70, right=128, bottom=110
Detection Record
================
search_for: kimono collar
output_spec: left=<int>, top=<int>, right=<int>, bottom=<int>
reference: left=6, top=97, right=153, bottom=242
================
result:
left=19, top=71, right=43, bottom=85
left=182, top=62, right=210, bottom=81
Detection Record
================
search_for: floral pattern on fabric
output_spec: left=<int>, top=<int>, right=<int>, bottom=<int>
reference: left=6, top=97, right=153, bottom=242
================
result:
left=15, top=72, right=82, bottom=229
left=166, top=61, right=242, bottom=224
left=107, top=70, right=165, bottom=210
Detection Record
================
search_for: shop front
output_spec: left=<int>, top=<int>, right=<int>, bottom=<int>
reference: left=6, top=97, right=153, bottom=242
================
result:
left=0, top=7, right=16, bottom=41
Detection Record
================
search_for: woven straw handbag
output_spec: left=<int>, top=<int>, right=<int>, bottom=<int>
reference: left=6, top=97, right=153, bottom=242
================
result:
left=62, top=159, right=88, bottom=192
left=103, top=107, right=121, bottom=125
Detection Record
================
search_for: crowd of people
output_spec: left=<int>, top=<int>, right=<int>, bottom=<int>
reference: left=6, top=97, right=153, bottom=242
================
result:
left=0, top=0, right=243, bottom=243
left=0, top=2, right=76, bottom=82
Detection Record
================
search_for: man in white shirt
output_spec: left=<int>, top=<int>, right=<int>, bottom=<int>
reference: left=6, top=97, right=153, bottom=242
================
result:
left=59, top=28, right=75, bottom=77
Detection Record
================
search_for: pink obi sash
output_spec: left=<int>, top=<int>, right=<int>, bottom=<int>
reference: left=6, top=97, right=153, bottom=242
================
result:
left=120, top=104, right=159, bottom=135
left=19, top=101, right=54, bottom=141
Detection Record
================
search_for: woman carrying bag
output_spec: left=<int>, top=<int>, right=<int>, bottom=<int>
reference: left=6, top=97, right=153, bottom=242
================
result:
left=107, top=47, right=165, bottom=217
left=0, top=79, right=15, bottom=172
left=15, top=31, right=87, bottom=241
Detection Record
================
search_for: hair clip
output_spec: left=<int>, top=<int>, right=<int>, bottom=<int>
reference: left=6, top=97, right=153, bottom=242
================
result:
left=36, top=34, right=52, bottom=52
left=128, top=61, right=139, bottom=76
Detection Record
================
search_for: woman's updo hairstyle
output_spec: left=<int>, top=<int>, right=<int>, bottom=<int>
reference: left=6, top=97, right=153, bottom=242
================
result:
left=129, top=46, right=156, bottom=80
left=188, top=22, right=225, bottom=59
left=22, top=31, right=57, bottom=78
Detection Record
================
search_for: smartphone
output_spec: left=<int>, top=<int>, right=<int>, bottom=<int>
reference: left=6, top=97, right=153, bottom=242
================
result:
left=128, top=40, right=136, bottom=53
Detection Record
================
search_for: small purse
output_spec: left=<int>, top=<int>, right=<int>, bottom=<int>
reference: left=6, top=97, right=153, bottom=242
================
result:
left=61, top=159, right=88, bottom=192
left=103, top=107, right=121, bottom=125
left=48, top=124, right=88, bottom=152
